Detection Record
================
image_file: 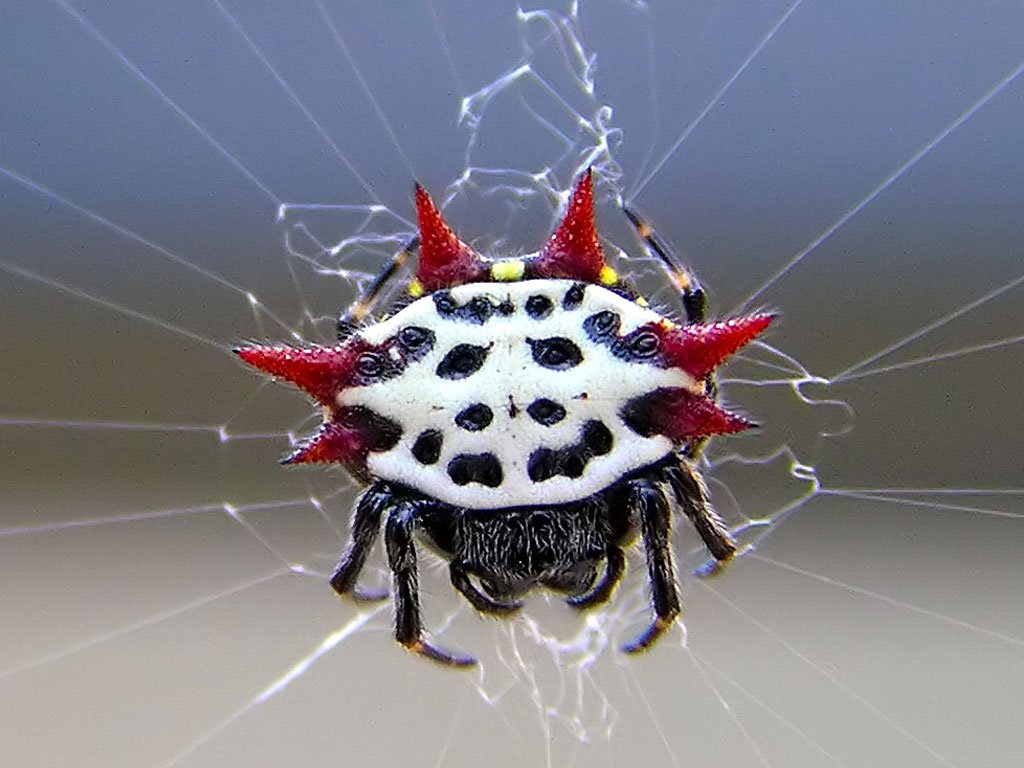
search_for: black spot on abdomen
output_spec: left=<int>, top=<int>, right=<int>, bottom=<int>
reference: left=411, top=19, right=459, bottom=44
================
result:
left=411, top=429, right=443, bottom=465
left=620, top=391, right=665, bottom=437
left=433, top=290, right=496, bottom=324
left=562, top=283, right=586, bottom=310
left=436, top=343, right=490, bottom=379
left=337, top=407, right=402, bottom=452
left=350, top=327, right=435, bottom=386
left=527, top=448, right=559, bottom=482
left=527, top=337, right=582, bottom=370
left=396, top=326, right=435, bottom=359
left=527, top=398, right=566, bottom=425
left=527, top=446, right=586, bottom=481
left=526, top=420, right=613, bottom=482
left=350, top=351, right=402, bottom=386
left=583, top=310, right=621, bottom=341
left=454, top=403, right=493, bottom=431
left=582, top=420, right=613, bottom=455
left=448, top=453, right=504, bottom=488
left=584, top=315, right=666, bottom=366
left=525, top=294, right=553, bottom=319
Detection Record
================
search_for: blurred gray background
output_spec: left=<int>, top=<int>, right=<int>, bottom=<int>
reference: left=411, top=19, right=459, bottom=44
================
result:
left=1, top=2, right=1022, bottom=766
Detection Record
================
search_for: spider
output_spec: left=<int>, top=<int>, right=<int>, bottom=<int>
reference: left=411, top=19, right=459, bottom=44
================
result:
left=236, top=170, right=772, bottom=666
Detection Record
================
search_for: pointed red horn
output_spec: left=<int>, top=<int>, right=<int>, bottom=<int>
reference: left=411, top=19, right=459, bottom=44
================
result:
left=234, top=343, right=360, bottom=406
left=285, top=421, right=366, bottom=465
left=531, top=168, right=607, bottom=283
left=415, top=184, right=487, bottom=292
left=624, top=388, right=756, bottom=443
left=662, top=314, right=774, bottom=380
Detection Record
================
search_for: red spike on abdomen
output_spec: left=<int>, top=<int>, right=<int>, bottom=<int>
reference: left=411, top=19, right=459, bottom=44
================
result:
left=530, top=168, right=607, bottom=282
left=285, top=421, right=366, bottom=465
left=624, top=388, right=756, bottom=443
left=415, top=184, right=487, bottom=291
left=234, top=343, right=360, bottom=406
left=661, top=314, right=774, bottom=380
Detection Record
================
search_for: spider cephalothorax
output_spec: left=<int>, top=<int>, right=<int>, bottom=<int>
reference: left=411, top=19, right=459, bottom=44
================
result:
left=236, top=170, right=772, bottom=666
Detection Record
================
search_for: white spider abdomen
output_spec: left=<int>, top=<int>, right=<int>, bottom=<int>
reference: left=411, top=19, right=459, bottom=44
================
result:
left=339, top=280, right=699, bottom=509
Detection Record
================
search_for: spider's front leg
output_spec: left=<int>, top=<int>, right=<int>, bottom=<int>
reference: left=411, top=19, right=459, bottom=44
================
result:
left=566, top=546, right=626, bottom=609
left=385, top=500, right=476, bottom=667
left=622, top=476, right=682, bottom=654
left=329, top=483, right=390, bottom=603
left=337, top=236, right=419, bottom=338
left=449, top=561, right=524, bottom=615
left=622, top=206, right=718, bottom=458
left=665, top=459, right=738, bottom=578
left=621, top=206, right=707, bottom=326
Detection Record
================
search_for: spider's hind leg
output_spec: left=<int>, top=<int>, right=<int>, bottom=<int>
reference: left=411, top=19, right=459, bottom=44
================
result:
left=329, top=483, right=390, bottom=603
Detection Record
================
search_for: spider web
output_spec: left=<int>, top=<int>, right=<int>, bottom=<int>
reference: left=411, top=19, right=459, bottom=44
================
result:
left=2, top=1, right=1023, bottom=766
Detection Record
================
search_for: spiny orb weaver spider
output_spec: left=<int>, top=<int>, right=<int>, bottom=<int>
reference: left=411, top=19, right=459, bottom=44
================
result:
left=236, top=170, right=772, bottom=666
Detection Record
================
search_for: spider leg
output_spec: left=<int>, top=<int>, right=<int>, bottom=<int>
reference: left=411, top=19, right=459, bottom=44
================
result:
left=385, top=501, right=476, bottom=667
left=665, top=460, right=738, bottom=578
left=566, top=546, right=626, bottom=609
left=337, top=235, right=419, bottom=338
left=329, top=483, right=389, bottom=602
left=622, top=476, right=682, bottom=654
left=449, top=561, right=524, bottom=615
left=622, top=206, right=707, bottom=325
left=622, top=206, right=717, bottom=458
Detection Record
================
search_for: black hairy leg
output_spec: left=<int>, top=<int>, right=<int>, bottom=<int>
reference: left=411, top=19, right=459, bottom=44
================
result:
left=385, top=500, right=476, bottom=667
left=622, top=475, right=682, bottom=654
left=329, top=484, right=390, bottom=602
left=449, top=560, right=524, bottom=615
left=665, top=459, right=738, bottom=576
left=622, top=206, right=719, bottom=459
left=337, top=236, right=419, bottom=336
left=566, top=545, right=626, bottom=609
left=326, top=460, right=737, bottom=666
left=621, top=207, right=707, bottom=327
